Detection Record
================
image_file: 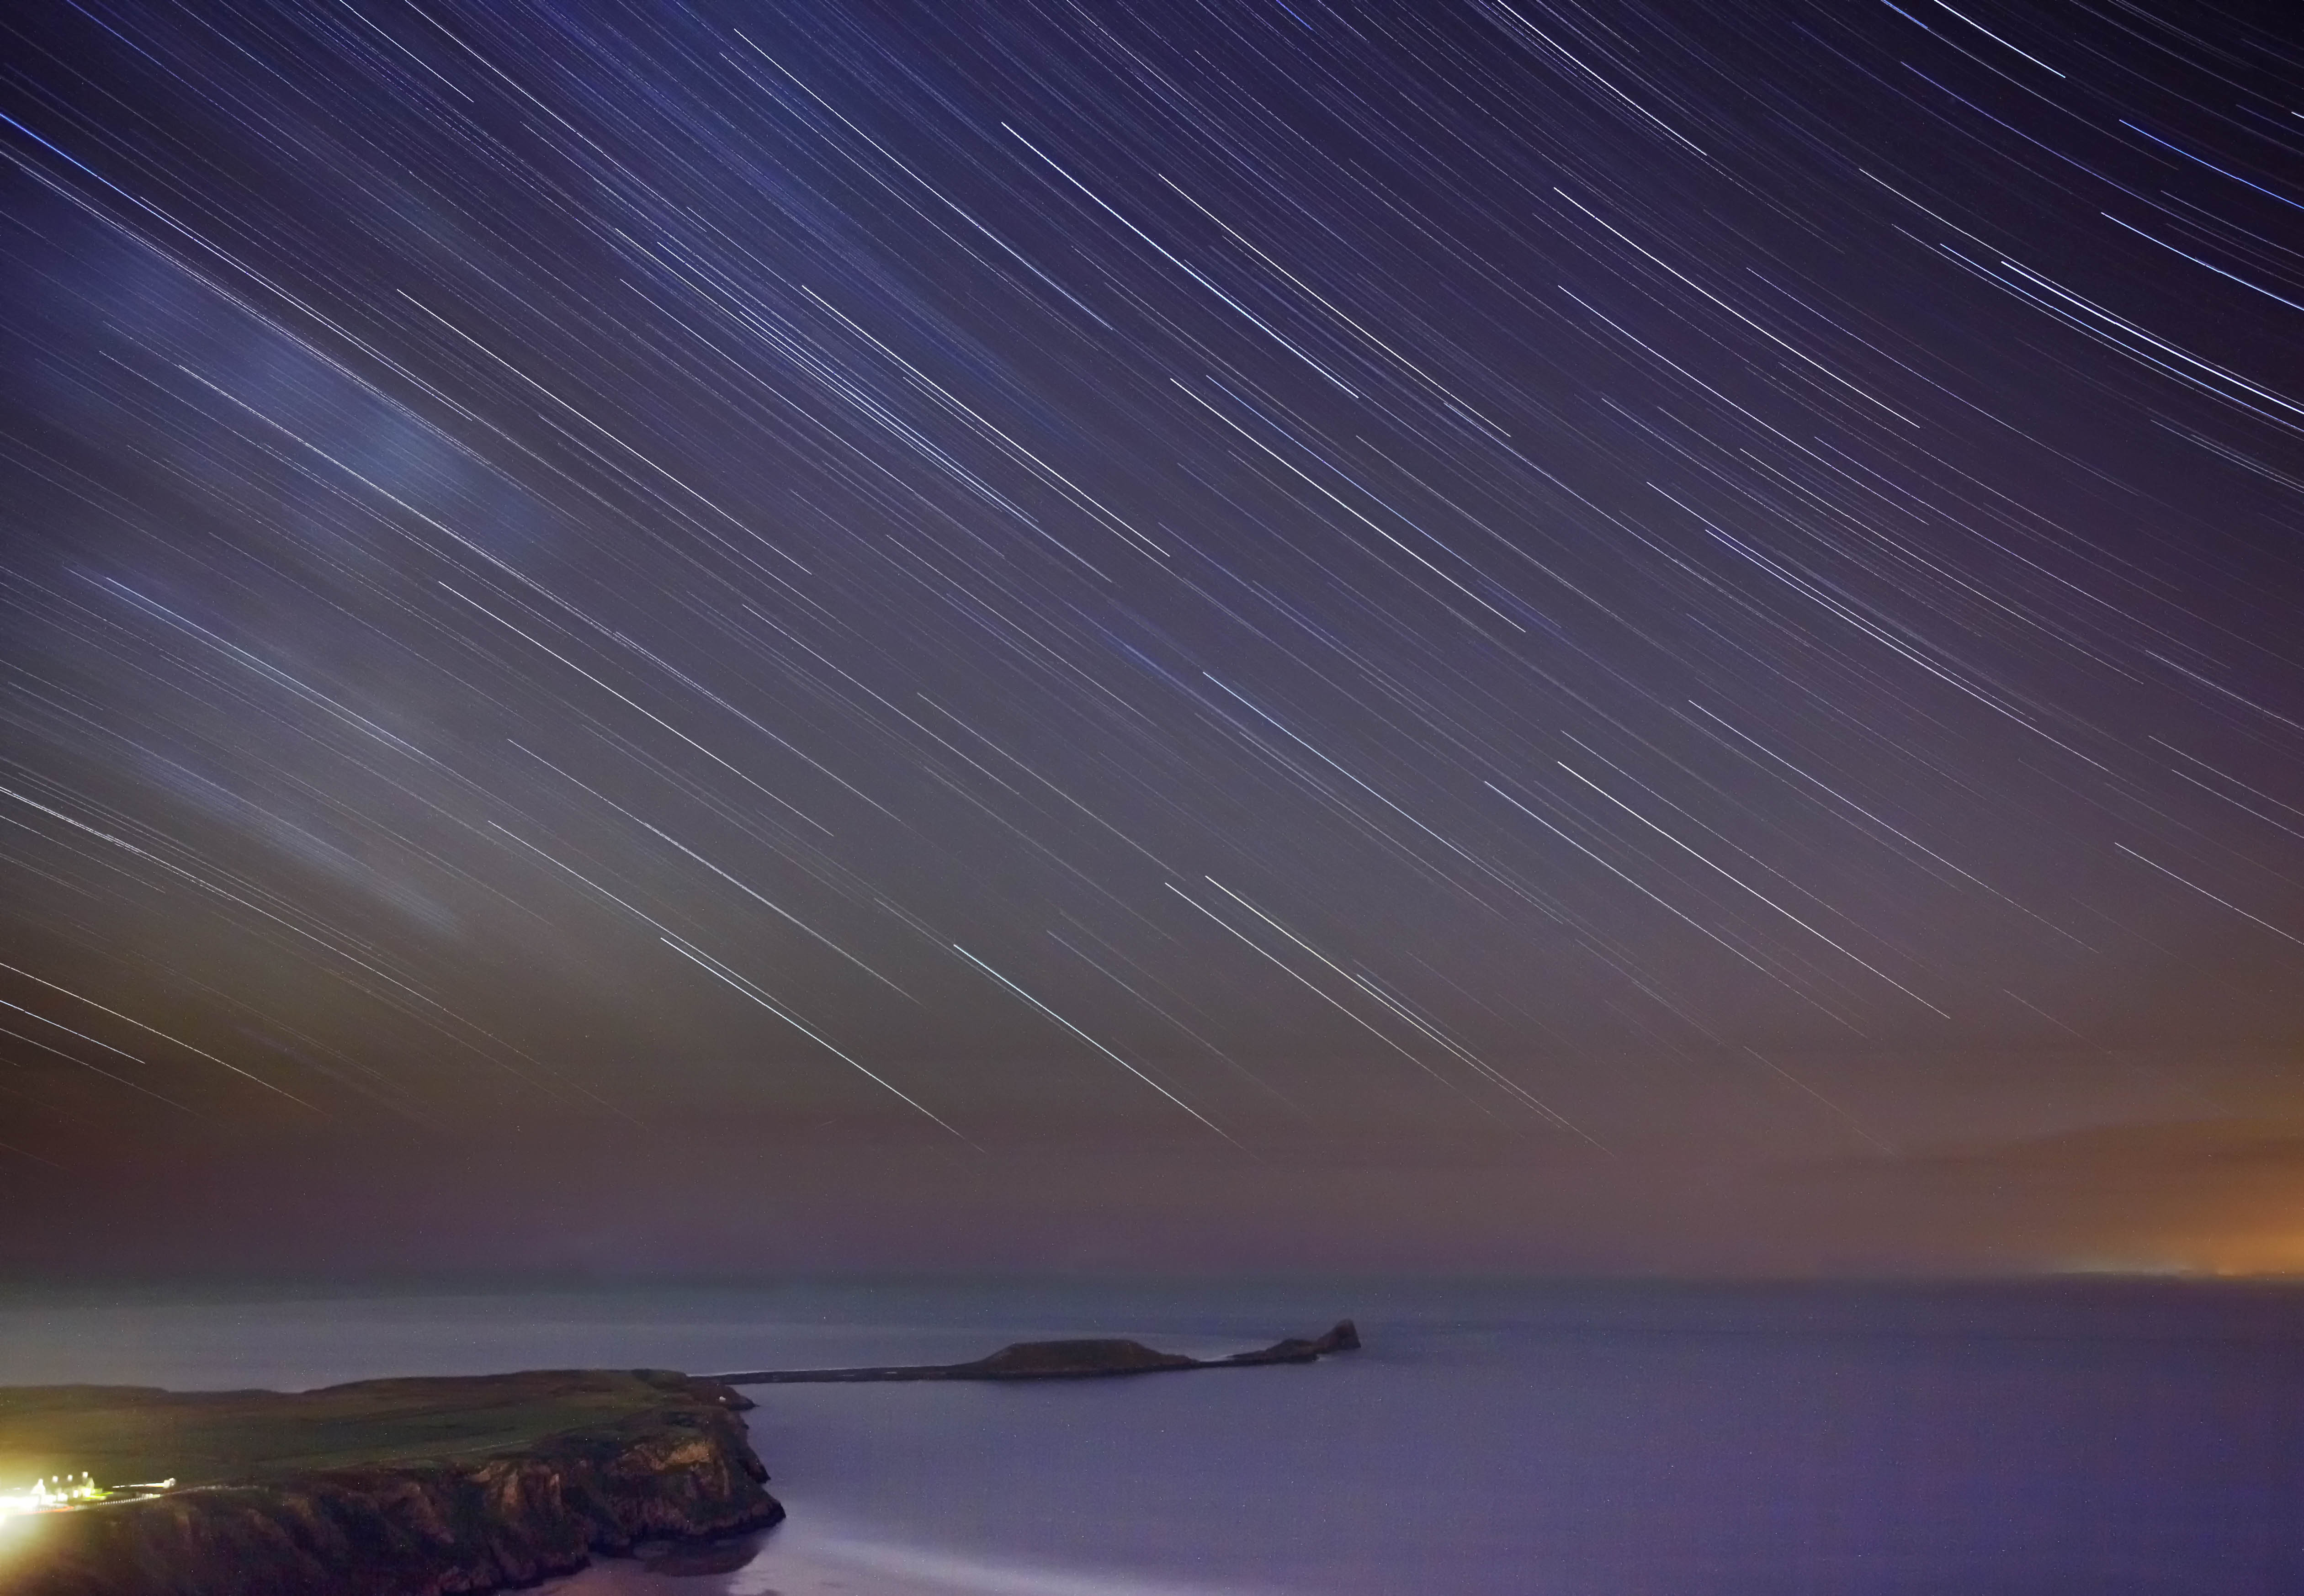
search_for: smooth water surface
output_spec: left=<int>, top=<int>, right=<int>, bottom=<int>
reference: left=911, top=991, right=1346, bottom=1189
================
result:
left=2, top=1278, right=2297, bottom=1594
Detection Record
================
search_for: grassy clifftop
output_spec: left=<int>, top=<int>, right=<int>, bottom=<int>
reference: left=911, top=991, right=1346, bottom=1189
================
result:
left=0, top=1368, right=738, bottom=1486
left=0, top=1370, right=781, bottom=1596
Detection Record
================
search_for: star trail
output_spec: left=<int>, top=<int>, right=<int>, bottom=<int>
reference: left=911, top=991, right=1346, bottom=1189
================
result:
left=1, top=0, right=2300, bottom=1266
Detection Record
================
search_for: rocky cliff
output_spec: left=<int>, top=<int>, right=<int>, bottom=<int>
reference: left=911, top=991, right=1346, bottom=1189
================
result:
left=3, top=1371, right=782, bottom=1596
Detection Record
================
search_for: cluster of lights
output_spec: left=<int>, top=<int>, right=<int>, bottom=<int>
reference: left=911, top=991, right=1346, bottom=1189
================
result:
left=0, top=1473, right=175, bottom=1521
left=0, top=1474, right=101, bottom=1521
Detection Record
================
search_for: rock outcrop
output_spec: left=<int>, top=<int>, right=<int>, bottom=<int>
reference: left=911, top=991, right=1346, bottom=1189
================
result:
left=953, top=1337, right=1203, bottom=1378
left=1221, top=1317, right=1361, bottom=1365
left=4, top=1371, right=781, bottom=1596
left=705, top=1318, right=1363, bottom=1384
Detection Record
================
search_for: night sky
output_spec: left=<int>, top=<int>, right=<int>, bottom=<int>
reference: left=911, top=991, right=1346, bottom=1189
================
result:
left=2, top=0, right=2301, bottom=1275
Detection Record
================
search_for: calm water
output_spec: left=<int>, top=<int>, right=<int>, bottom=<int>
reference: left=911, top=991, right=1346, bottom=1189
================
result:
left=2, top=1278, right=2299, bottom=1594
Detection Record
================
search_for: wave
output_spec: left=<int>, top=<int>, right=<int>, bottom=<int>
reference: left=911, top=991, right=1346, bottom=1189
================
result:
left=728, top=1518, right=1294, bottom=1596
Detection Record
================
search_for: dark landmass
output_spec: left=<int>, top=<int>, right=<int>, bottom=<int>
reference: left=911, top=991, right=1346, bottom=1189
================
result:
left=704, top=1317, right=1361, bottom=1384
left=0, top=1322, right=1355, bottom=1593
left=0, top=1369, right=781, bottom=1596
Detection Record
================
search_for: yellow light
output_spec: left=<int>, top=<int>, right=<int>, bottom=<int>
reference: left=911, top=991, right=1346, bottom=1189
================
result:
left=0, top=1473, right=119, bottom=1520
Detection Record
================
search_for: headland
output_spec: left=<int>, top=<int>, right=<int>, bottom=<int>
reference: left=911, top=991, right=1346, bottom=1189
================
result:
left=0, top=1321, right=1357, bottom=1593
left=0, top=1368, right=780, bottom=1596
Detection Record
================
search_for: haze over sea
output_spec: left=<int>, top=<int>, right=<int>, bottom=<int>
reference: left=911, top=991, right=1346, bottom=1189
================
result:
left=3, top=1277, right=2297, bottom=1595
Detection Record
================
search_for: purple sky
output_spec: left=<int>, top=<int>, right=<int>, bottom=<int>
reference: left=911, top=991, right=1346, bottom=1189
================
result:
left=2, top=0, right=2301, bottom=1277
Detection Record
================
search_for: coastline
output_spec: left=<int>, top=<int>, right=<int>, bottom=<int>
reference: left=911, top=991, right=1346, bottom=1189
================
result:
left=5, top=1283, right=2298, bottom=1592
left=0, top=1325, right=1354, bottom=1594
left=3, top=1371, right=782, bottom=1596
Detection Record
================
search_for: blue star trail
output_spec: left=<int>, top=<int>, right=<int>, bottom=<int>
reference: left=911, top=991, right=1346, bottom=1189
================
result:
left=0, top=0, right=2298, bottom=1175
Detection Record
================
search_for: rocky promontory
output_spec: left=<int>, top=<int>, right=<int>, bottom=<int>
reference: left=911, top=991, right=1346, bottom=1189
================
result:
left=705, top=1317, right=1362, bottom=1383
left=0, top=1321, right=1358, bottom=1592
left=0, top=1369, right=781, bottom=1596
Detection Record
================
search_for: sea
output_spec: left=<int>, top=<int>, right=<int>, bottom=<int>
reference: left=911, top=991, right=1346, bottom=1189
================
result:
left=2, top=1277, right=2299, bottom=1594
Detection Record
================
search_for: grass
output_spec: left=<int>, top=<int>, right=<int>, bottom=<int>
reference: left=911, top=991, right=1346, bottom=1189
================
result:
left=0, top=1369, right=715, bottom=1492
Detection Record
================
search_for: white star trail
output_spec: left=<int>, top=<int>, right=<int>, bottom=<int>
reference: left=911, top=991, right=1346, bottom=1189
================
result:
left=0, top=0, right=2294, bottom=1178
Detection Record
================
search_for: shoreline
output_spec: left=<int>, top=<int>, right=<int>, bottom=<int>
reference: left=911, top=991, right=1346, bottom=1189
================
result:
left=0, top=1325, right=1354, bottom=1595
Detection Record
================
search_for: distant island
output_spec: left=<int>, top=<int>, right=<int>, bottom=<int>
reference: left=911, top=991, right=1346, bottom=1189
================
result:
left=0, top=1322, right=1357, bottom=1595
left=703, top=1316, right=1361, bottom=1383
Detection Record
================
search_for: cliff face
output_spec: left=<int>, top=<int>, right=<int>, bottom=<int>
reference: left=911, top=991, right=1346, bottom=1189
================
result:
left=5, top=1375, right=782, bottom=1596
